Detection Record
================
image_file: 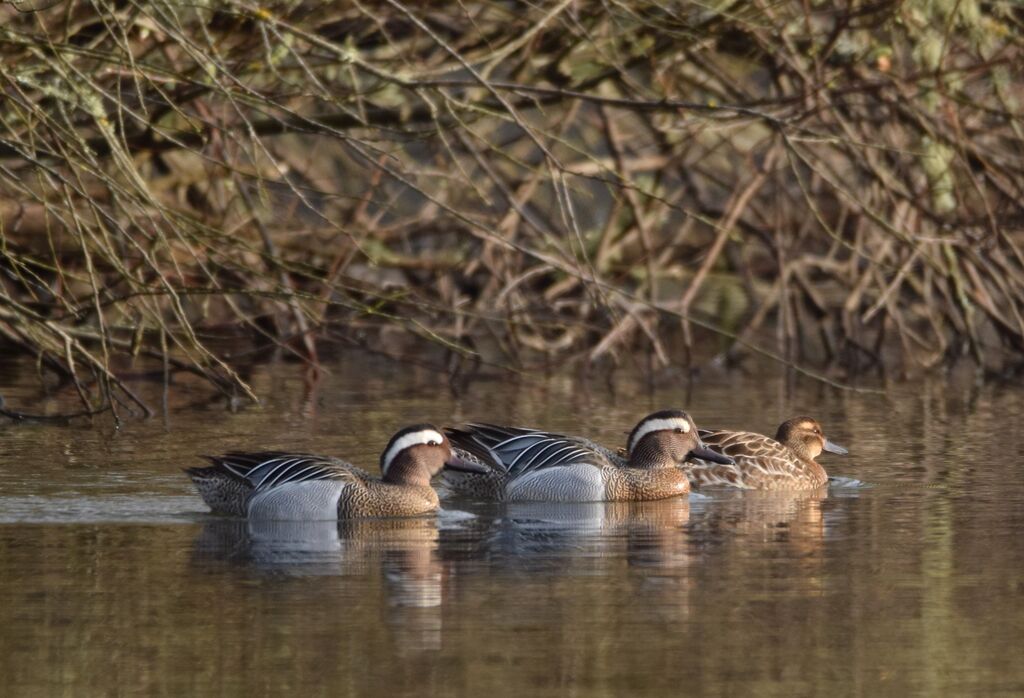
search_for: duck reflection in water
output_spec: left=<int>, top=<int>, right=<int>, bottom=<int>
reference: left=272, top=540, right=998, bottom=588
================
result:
left=475, top=500, right=688, bottom=558
left=689, top=488, right=837, bottom=564
left=455, top=498, right=701, bottom=621
left=191, top=515, right=450, bottom=651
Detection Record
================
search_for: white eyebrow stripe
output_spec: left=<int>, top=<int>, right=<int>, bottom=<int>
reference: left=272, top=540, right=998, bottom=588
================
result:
left=628, top=417, right=690, bottom=453
left=382, top=429, right=445, bottom=474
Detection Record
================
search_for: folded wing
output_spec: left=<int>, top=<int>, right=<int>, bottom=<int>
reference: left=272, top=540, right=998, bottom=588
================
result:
left=688, top=430, right=796, bottom=487
left=209, top=451, right=360, bottom=491
left=445, top=424, right=607, bottom=477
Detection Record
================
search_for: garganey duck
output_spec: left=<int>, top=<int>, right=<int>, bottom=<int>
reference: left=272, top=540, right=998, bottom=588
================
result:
left=685, top=416, right=848, bottom=490
left=185, top=424, right=488, bottom=520
left=442, top=410, right=734, bottom=502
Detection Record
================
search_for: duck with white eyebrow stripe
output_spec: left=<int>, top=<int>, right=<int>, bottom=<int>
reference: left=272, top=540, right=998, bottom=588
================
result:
left=184, top=424, right=488, bottom=520
left=441, top=410, right=734, bottom=502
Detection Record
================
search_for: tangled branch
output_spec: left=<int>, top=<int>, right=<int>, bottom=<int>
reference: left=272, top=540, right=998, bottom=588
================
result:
left=1, top=0, right=1022, bottom=413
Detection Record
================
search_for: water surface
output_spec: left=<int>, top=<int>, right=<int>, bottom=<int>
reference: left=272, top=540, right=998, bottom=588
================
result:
left=1, top=353, right=1022, bottom=696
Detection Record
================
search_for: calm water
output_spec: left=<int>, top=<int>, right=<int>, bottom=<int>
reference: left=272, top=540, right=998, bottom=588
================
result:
left=0, top=353, right=1022, bottom=696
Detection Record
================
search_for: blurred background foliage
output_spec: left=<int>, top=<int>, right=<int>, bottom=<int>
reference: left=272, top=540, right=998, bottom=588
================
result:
left=0, top=0, right=1022, bottom=412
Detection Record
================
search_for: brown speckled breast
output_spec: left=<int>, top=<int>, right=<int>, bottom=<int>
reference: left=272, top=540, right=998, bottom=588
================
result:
left=337, top=480, right=440, bottom=517
left=603, top=467, right=691, bottom=501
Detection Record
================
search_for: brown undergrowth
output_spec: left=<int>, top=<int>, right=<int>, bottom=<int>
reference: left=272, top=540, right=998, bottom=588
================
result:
left=1, top=1, right=1022, bottom=414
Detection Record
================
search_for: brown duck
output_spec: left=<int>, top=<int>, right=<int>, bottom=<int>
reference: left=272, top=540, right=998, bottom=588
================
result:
left=186, top=424, right=487, bottom=520
left=685, top=416, right=848, bottom=490
left=443, top=410, right=734, bottom=502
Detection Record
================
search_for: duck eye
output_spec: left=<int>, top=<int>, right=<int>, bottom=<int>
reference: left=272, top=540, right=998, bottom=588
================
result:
left=674, top=428, right=686, bottom=434
left=428, top=439, right=441, bottom=446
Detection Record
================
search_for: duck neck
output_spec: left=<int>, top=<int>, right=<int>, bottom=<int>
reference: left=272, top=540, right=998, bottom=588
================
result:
left=382, top=454, right=434, bottom=487
left=784, top=439, right=818, bottom=463
left=627, top=439, right=677, bottom=470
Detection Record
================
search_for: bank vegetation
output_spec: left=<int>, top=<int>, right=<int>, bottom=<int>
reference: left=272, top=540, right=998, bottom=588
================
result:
left=1, top=0, right=1022, bottom=413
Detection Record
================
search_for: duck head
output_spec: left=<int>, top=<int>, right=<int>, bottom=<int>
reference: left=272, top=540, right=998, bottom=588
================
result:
left=381, top=424, right=488, bottom=486
left=775, top=417, right=848, bottom=462
left=626, top=410, right=735, bottom=469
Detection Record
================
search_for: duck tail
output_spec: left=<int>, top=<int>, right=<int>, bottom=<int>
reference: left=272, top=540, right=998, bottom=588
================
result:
left=444, top=425, right=505, bottom=474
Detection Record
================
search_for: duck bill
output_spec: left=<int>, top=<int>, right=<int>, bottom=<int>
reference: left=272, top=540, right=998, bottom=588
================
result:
left=822, top=439, right=848, bottom=455
left=689, top=443, right=735, bottom=465
left=444, top=452, right=490, bottom=474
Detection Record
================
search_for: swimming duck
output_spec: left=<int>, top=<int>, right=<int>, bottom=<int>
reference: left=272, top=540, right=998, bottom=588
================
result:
left=685, top=416, right=848, bottom=490
left=185, top=424, right=488, bottom=520
left=442, top=410, right=734, bottom=502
